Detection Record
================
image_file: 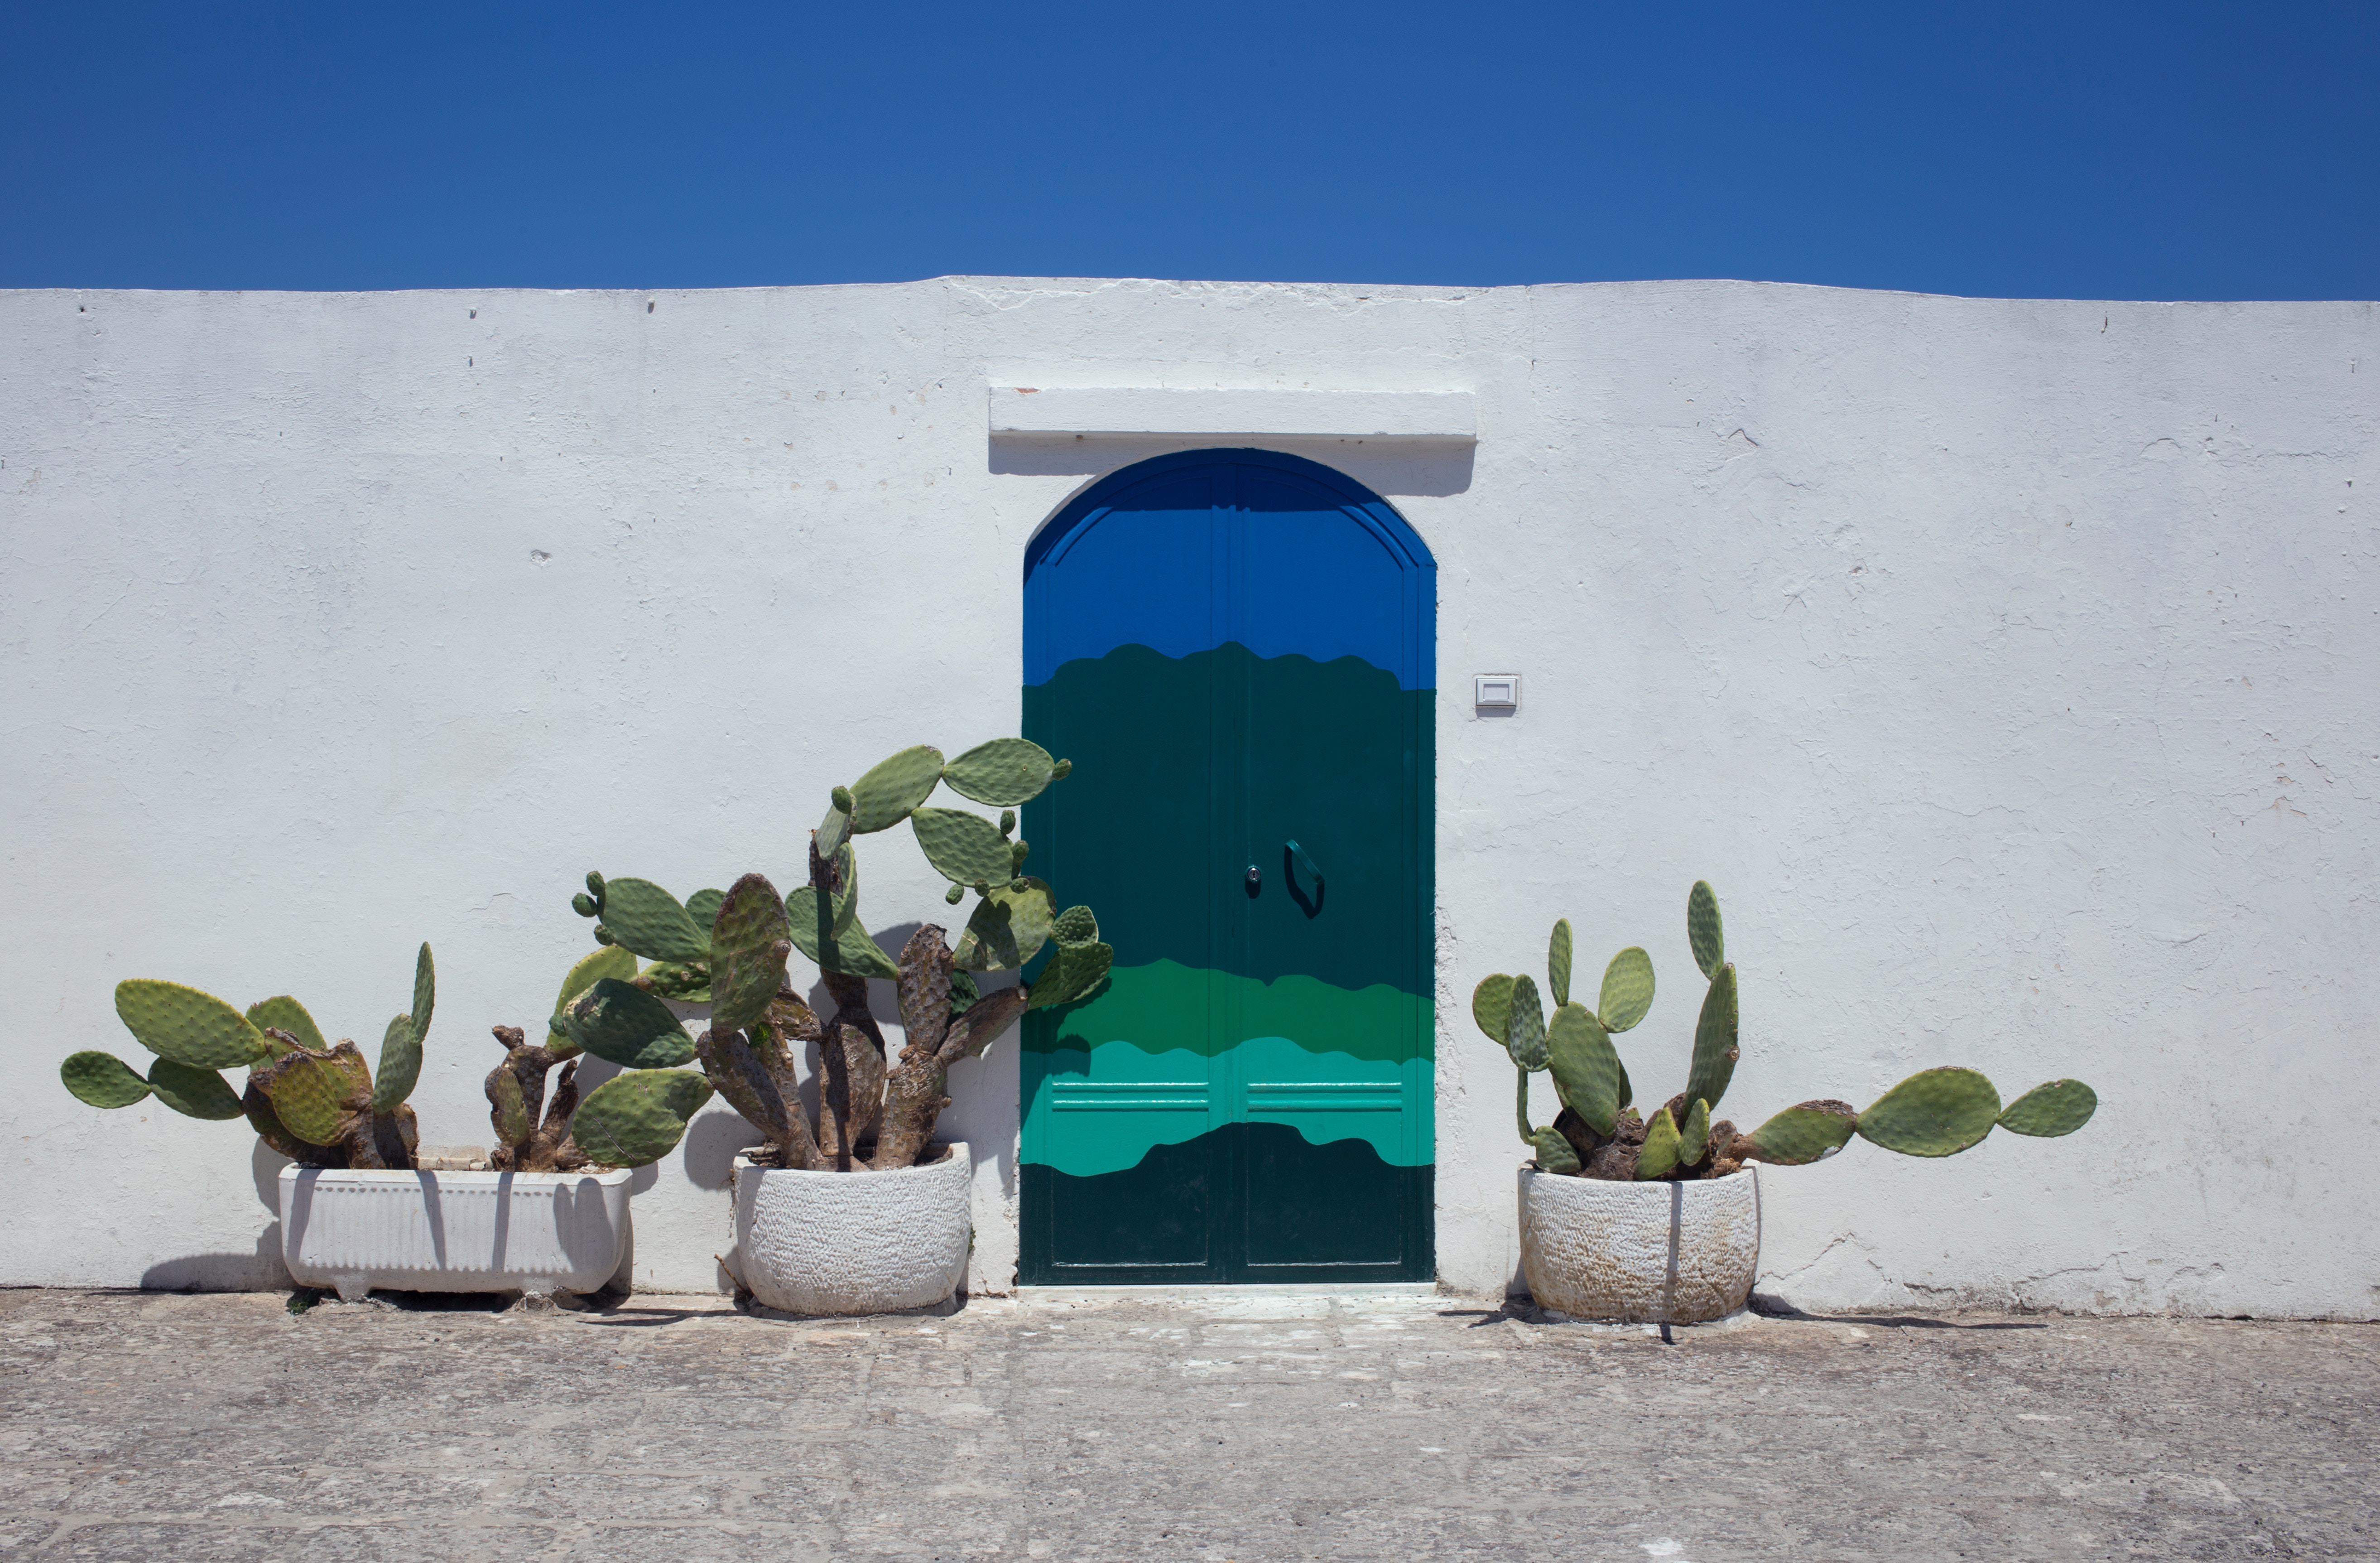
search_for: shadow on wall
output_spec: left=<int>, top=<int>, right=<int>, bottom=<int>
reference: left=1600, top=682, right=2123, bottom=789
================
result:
left=138, top=1140, right=297, bottom=1291
left=991, top=434, right=1475, bottom=499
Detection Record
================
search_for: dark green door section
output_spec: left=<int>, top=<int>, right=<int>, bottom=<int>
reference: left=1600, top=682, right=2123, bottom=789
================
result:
left=1019, top=449, right=1435, bottom=1283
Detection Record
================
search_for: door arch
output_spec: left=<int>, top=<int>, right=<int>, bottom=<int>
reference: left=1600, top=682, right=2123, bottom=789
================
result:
left=1018, top=449, right=1436, bottom=1283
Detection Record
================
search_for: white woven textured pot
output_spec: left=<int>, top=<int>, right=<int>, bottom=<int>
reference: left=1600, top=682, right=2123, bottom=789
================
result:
left=279, top=1165, right=633, bottom=1301
left=731, top=1142, right=971, bottom=1316
left=1518, top=1163, right=1760, bottom=1323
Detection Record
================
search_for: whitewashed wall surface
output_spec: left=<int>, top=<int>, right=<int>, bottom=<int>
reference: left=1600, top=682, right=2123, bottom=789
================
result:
left=2, top=278, right=2373, bottom=1318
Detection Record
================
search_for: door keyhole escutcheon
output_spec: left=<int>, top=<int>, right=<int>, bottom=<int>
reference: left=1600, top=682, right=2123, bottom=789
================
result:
left=1245, top=864, right=1262, bottom=894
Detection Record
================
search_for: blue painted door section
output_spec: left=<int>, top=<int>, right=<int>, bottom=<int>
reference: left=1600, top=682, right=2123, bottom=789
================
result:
left=1019, top=449, right=1435, bottom=1283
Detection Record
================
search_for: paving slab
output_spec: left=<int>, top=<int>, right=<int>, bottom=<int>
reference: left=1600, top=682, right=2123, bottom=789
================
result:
left=0, top=1287, right=2371, bottom=1561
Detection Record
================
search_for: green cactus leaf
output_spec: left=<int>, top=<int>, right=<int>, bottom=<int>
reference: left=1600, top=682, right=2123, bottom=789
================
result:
left=1052, top=904, right=1099, bottom=946
left=1997, top=1079, right=2099, bottom=1138
left=1503, top=975, right=1548, bottom=1071
left=409, top=943, right=435, bottom=1049
left=635, top=961, right=712, bottom=1002
left=115, top=980, right=274, bottom=1071
left=910, top=806, right=1015, bottom=887
left=1688, top=880, right=1725, bottom=979
left=564, top=979, right=698, bottom=1069
left=594, top=878, right=710, bottom=963
left=1546, top=1003, right=1621, bottom=1138
left=572, top=1068, right=714, bottom=1168
left=785, top=881, right=900, bottom=979
left=1597, top=947, right=1655, bottom=1033
left=849, top=745, right=946, bottom=832
left=147, top=1059, right=244, bottom=1121
left=941, top=737, right=1061, bottom=806
left=1531, top=1126, right=1580, bottom=1174
left=259, top=1045, right=373, bottom=1146
left=1616, top=1054, right=1633, bottom=1110
left=1679, top=1097, right=1712, bottom=1166
left=553, top=946, right=638, bottom=1028
left=1858, top=1067, right=2002, bottom=1158
left=954, top=878, right=1057, bottom=972
left=1547, top=920, right=1573, bottom=1008
left=244, top=997, right=327, bottom=1055
left=61, top=1051, right=151, bottom=1109
left=1027, top=939, right=1112, bottom=1011
left=683, top=888, right=726, bottom=928
left=490, top=1067, right=533, bottom=1148
left=1740, top=1100, right=1858, bottom=1164
left=1470, top=974, right=1515, bottom=1048
left=371, top=1013, right=422, bottom=1114
left=1636, top=1105, right=1684, bottom=1179
left=709, top=873, right=791, bottom=1034
left=1684, top=963, right=1740, bottom=1115
left=947, top=968, right=980, bottom=1018
left=815, top=796, right=853, bottom=860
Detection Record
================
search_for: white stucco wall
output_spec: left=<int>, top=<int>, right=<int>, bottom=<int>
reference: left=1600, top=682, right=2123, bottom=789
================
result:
left=3, top=278, right=2373, bottom=1317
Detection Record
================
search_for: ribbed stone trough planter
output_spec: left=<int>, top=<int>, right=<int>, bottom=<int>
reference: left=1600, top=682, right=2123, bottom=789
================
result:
left=731, top=1142, right=973, bottom=1316
left=278, top=1163, right=634, bottom=1302
left=1518, top=1162, right=1761, bottom=1323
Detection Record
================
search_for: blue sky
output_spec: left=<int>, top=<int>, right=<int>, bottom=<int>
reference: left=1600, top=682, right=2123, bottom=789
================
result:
left=4, top=1, right=2373, bottom=299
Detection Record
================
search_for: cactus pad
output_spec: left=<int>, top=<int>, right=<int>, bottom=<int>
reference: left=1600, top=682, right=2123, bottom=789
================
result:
left=1997, top=1079, right=2099, bottom=1138
left=910, top=806, right=1015, bottom=887
left=409, top=942, right=435, bottom=1048
left=849, top=745, right=946, bottom=832
left=1503, top=975, right=1548, bottom=1071
left=572, top=1068, right=715, bottom=1168
left=245, top=997, right=327, bottom=1055
left=1547, top=920, right=1573, bottom=1008
left=115, top=981, right=272, bottom=1071
left=1597, top=947, right=1655, bottom=1032
left=147, top=1059, right=245, bottom=1121
left=1683, top=963, right=1740, bottom=1115
left=1028, top=937, right=1112, bottom=1010
left=490, top=1067, right=533, bottom=1147
left=552, top=946, right=637, bottom=1037
left=61, top=1051, right=151, bottom=1109
left=1688, top=880, right=1725, bottom=979
left=941, top=737, right=1062, bottom=806
left=954, top=878, right=1057, bottom=972
left=709, top=873, right=792, bottom=1034
left=815, top=796, right=853, bottom=860
left=1679, top=1097, right=1712, bottom=1165
left=1547, top=1003, right=1622, bottom=1138
left=595, top=878, right=710, bottom=963
left=786, top=883, right=901, bottom=979
left=1858, top=1067, right=2002, bottom=1157
left=1636, top=1105, right=1685, bottom=1180
left=1739, top=1100, right=1858, bottom=1164
left=257, top=1043, right=373, bottom=1146
left=1531, top=1126, right=1581, bottom=1175
left=1471, top=974, right=1515, bottom=1048
left=1053, top=905, right=1099, bottom=945
left=565, top=979, right=698, bottom=1070
left=371, top=1013, right=422, bottom=1114
left=683, top=888, right=726, bottom=929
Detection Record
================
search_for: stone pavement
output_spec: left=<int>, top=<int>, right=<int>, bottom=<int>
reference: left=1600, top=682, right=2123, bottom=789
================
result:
left=0, top=1285, right=2371, bottom=1562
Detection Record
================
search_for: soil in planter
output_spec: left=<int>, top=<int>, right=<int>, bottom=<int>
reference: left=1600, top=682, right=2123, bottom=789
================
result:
left=739, top=1142, right=953, bottom=1172
left=1551, top=1105, right=1748, bottom=1182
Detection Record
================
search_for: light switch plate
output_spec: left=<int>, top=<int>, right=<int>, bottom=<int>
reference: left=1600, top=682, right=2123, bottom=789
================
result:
left=1475, top=674, right=1520, bottom=709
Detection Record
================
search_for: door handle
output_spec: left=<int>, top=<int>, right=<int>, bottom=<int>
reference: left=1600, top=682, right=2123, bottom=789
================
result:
left=1285, top=839, right=1323, bottom=892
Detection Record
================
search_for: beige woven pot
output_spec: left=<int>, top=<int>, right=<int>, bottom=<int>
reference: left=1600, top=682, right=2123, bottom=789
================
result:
left=1518, top=1162, right=1760, bottom=1323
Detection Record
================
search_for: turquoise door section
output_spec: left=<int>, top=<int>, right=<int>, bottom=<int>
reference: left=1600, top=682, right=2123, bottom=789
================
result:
left=1019, top=449, right=1435, bottom=1283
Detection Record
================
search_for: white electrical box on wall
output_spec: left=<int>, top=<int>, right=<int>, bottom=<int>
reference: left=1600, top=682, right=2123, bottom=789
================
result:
left=1475, top=674, right=1520, bottom=709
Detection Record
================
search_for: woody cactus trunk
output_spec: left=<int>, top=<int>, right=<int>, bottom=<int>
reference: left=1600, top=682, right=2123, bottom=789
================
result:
left=562, top=738, right=1113, bottom=1172
left=1476, top=883, right=2099, bottom=1181
left=61, top=945, right=439, bottom=1170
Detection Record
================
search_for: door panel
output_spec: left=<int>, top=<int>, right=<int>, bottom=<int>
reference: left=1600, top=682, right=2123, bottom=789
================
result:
left=1020, top=449, right=1434, bottom=1284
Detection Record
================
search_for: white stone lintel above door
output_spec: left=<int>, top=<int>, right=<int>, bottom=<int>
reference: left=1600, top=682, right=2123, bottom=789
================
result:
left=987, top=386, right=1476, bottom=443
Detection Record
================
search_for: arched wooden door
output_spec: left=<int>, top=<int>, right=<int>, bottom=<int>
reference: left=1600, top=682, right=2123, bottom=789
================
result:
left=1019, top=449, right=1435, bottom=1283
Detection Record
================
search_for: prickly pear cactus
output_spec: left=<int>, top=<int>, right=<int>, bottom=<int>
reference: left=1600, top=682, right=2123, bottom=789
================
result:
left=1472, top=879, right=2098, bottom=1185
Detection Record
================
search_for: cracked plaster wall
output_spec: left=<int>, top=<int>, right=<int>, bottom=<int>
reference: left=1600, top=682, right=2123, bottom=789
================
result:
left=1, top=278, right=2373, bottom=1316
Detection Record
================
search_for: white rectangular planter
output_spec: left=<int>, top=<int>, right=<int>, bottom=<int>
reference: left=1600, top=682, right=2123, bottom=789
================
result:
left=278, top=1165, right=633, bottom=1301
